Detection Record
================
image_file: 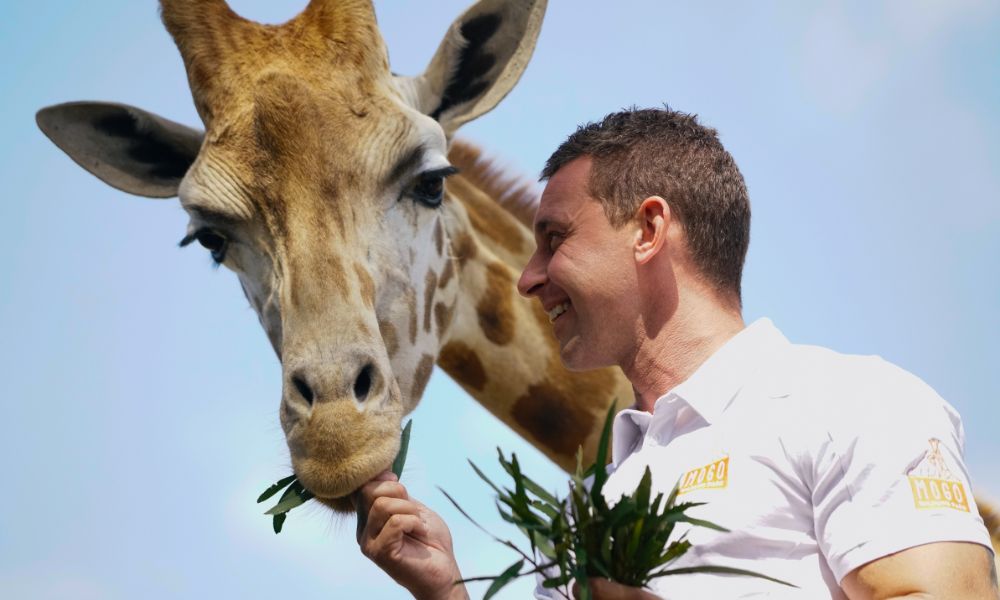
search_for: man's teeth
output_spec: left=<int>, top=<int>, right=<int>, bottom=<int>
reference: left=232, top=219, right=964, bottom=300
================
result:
left=547, top=302, right=570, bottom=322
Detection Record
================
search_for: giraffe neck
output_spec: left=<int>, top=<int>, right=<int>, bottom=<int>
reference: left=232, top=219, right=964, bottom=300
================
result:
left=436, top=141, right=632, bottom=471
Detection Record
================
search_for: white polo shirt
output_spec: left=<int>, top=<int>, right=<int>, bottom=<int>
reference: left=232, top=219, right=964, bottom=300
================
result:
left=535, top=318, right=992, bottom=599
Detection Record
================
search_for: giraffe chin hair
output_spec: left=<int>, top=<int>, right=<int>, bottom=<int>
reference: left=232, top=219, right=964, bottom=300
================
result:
left=294, top=450, right=399, bottom=514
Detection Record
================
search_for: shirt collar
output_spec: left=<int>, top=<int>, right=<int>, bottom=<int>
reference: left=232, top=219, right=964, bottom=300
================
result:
left=612, top=317, right=790, bottom=464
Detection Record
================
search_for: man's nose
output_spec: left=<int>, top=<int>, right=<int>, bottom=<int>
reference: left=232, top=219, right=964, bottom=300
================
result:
left=517, top=251, right=544, bottom=298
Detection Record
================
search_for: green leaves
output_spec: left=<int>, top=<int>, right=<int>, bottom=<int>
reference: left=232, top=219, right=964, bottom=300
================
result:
left=264, top=480, right=314, bottom=516
left=391, top=420, right=413, bottom=479
left=258, top=420, right=413, bottom=535
left=483, top=559, right=525, bottom=600
left=257, top=474, right=297, bottom=504
left=444, top=403, right=795, bottom=597
left=256, top=474, right=310, bottom=534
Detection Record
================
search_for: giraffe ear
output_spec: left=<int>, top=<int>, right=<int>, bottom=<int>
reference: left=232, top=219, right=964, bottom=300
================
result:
left=395, top=0, right=547, bottom=135
left=36, top=101, right=203, bottom=198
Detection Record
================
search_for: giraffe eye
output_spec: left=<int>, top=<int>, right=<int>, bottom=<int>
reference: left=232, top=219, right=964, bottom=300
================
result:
left=408, top=167, right=458, bottom=208
left=196, top=230, right=227, bottom=261
left=180, top=228, right=228, bottom=264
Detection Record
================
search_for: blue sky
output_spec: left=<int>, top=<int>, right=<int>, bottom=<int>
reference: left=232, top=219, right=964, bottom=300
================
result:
left=1, top=1, right=998, bottom=599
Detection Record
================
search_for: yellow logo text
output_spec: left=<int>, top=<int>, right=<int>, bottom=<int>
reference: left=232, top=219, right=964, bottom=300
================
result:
left=908, top=476, right=970, bottom=512
left=678, top=456, right=729, bottom=495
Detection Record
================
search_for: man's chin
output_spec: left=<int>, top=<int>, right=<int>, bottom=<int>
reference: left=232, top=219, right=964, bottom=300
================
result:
left=558, top=337, right=605, bottom=372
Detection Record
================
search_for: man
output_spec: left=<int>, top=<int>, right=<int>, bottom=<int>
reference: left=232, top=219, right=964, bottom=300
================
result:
left=355, top=108, right=997, bottom=599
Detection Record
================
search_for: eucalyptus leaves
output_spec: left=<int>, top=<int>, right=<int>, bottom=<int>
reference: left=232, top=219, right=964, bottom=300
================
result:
left=257, top=420, right=413, bottom=534
left=442, top=406, right=792, bottom=599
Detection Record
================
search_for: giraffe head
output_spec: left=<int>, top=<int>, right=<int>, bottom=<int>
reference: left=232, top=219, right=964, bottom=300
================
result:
left=36, top=0, right=546, bottom=509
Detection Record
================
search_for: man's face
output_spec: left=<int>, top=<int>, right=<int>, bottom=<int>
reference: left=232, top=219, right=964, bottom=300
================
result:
left=518, top=156, right=638, bottom=370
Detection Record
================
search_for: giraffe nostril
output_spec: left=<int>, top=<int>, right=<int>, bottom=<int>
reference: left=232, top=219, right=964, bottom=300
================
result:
left=292, top=375, right=314, bottom=406
left=353, top=364, right=374, bottom=401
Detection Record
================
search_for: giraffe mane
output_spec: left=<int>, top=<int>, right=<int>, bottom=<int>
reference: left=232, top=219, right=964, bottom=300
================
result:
left=448, top=139, right=539, bottom=230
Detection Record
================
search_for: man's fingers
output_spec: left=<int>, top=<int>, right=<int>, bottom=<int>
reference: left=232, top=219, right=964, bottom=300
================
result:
left=361, top=513, right=429, bottom=562
left=351, top=471, right=398, bottom=508
left=383, top=513, right=428, bottom=540
left=364, top=496, right=421, bottom=541
left=359, top=480, right=408, bottom=508
left=357, top=480, right=408, bottom=525
left=369, top=470, right=398, bottom=485
left=354, top=476, right=407, bottom=543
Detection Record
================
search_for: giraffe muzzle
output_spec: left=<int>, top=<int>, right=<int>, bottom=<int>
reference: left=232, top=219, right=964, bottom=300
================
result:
left=278, top=348, right=405, bottom=501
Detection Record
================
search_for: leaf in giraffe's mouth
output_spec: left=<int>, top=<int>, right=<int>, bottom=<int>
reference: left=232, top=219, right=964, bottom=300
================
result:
left=257, top=419, right=413, bottom=534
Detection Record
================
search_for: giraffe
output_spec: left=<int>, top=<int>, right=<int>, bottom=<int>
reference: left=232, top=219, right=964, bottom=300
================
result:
left=36, top=0, right=632, bottom=514
left=35, top=0, right=999, bottom=569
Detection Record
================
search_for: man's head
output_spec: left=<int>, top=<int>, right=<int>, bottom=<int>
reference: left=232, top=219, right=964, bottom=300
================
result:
left=518, top=107, right=750, bottom=370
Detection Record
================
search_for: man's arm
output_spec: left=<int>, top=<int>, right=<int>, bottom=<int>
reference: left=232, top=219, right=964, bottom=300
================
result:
left=840, top=541, right=998, bottom=600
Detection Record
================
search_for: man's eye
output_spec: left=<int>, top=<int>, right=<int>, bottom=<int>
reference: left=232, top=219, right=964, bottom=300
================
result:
left=408, top=167, right=458, bottom=208
left=548, top=233, right=564, bottom=252
left=195, top=230, right=228, bottom=263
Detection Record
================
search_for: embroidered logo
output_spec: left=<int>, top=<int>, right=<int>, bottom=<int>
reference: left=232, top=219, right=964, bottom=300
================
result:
left=678, top=456, right=729, bottom=495
left=907, top=438, right=970, bottom=512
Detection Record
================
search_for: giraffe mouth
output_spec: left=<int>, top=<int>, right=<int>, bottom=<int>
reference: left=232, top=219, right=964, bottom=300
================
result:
left=294, top=449, right=398, bottom=504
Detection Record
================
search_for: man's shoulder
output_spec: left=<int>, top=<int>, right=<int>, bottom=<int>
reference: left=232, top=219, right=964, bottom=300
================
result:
left=775, top=341, right=956, bottom=433
left=785, top=341, right=898, bottom=385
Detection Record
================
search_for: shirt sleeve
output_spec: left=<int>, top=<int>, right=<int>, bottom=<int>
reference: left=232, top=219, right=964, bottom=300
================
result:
left=809, top=359, right=994, bottom=583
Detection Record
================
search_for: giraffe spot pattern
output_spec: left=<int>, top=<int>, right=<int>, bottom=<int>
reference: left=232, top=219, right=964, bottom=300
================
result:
left=411, top=353, right=435, bottom=400
left=434, top=301, right=455, bottom=336
left=378, top=320, right=399, bottom=357
left=423, top=269, right=438, bottom=333
left=433, top=218, right=444, bottom=256
left=450, top=231, right=478, bottom=269
left=438, top=258, right=456, bottom=290
left=511, top=382, right=596, bottom=458
left=476, top=261, right=515, bottom=346
left=355, top=263, right=376, bottom=308
left=405, top=286, right=418, bottom=345
left=437, top=341, right=487, bottom=392
left=327, top=256, right=349, bottom=302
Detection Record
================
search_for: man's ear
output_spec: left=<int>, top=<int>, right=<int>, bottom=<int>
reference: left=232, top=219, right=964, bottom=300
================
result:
left=394, top=0, right=547, bottom=135
left=36, top=101, right=204, bottom=198
left=634, top=196, right=671, bottom=265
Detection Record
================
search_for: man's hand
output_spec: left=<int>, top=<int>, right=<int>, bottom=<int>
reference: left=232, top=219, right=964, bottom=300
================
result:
left=573, top=578, right=661, bottom=599
left=356, top=471, right=469, bottom=600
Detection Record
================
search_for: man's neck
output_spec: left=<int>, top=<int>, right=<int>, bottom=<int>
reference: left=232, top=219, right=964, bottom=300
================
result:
left=621, top=286, right=745, bottom=413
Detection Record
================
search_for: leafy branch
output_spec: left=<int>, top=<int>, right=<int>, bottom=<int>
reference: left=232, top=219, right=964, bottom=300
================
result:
left=443, top=405, right=793, bottom=599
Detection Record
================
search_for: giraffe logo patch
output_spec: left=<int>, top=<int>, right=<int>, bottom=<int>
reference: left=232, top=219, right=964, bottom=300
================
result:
left=907, top=438, right=970, bottom=512
left=678, top=456, right=729, bottom=495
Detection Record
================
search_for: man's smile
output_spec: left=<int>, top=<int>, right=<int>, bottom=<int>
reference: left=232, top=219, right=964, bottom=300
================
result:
left=547, top=301, right=571, bottom=322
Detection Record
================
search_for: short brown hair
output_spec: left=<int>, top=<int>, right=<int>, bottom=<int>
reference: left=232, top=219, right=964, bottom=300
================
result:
left=541, top=107, right=751, bottom=304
